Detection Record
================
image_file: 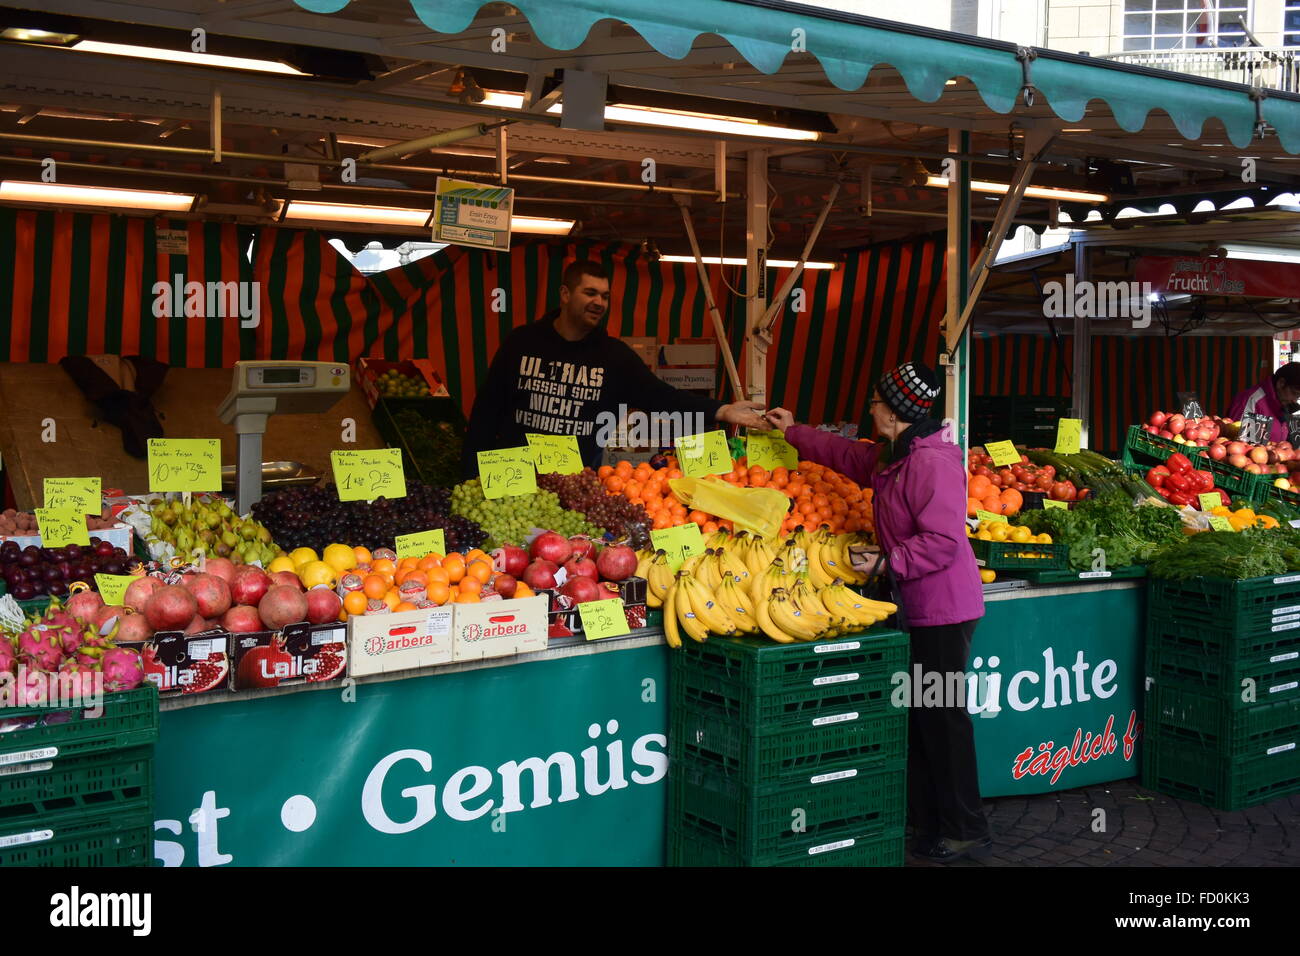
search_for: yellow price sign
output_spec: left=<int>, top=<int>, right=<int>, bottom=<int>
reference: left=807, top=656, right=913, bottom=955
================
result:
left=148, top=439, right=221, bottom=492
left=651, top=523, right=705, bottom=571
left=1043, top=499, right=1069, bottom=511
left=676, top=430, right=732, bottom=478
left=985, top=440, right=1020, bottom=468
left=95, top=574, right=137, bottom=605
left=1197, top=492, right=1221, bottom=513
left=580, top=598, right=631, bottom=640
left=976, top=510, right=1008, bottom=525
left=477, top=447, right=538, bottom=500
left=525, top=434, right=584, bottom=475
left=1054, top=419, right=1083, bottom=455
left=331, top=449, right=406, bottom=502
left=35, top=508, right=90, bottom=547
left=746, top=432, right=798, bottom=472
left=44, top=477, right=101, bottom=516
left=1208, top=515, right=1235, bottom=532
left=395, top=529, right=446, bottom=560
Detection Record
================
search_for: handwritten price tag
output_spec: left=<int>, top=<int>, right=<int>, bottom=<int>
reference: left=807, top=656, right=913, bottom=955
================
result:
left=1054, top=419, right=1083, bottom=455
left=95, top=574, right=136, bottom=605
left=1197, top=492, right=1222, bottom=513
left=395, top=529, right=446, bottom=560
left=1043, top=499, right=1069, bottom=511
left=676, top=430, right=732, bottom=478
left=976, top=510, right=1008, bottom=525
left=746, top=432, right=798, bottom=472
left=478, top=447, right=539, bottom=500
left=331, top=449, right=406, bottom=502
left=580, top=598, right=631, bottom=640
left=525, top=434, right=584, bottom=475
left=148, top=439, right=221, bottom=492
left=1208, top=515, right=1235, bottom=532
left=985, top=440, right=1020, bottom=468
left=35, top=508, right=90, bottom=547
left=43, top=477, right=101, bottom=516
left=651, top=523, right=705, bottom=571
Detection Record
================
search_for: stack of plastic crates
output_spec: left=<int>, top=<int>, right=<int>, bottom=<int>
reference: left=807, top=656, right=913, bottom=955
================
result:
left=669, top=629, right=909, bottom=866
left=0, top=686, right=159, bottom=866
left=1143, top=575, right=1300, bottom=810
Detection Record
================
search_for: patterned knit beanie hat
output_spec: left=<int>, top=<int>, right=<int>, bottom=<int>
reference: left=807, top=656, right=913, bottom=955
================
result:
left=878, top=362, right=940, bottom=423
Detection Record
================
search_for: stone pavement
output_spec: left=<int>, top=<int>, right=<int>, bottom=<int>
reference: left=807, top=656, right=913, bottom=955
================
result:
left=908, top=779, right=1300, bottom=866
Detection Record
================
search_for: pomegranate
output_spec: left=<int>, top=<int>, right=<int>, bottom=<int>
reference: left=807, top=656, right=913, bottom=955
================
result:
left=92, top=604, right=126, bottom=631
left=494, top=573, right=518, bottom=599
left=270, top=570, right=304, bottom=591
left=560, top=575, right=604, bottom=605
left=66, top=588, right=104, bottom=626
left=492, top=545, right=529, bottom=578
left=115, top=613, right=154, bottom=644
left=182, top=572, right=232, bottom=619
left=562, top=557, right=598, bottom=582
left=1249, top=446, right=1270, bottom=465
left=305, top=587, right=342, bottom=625
left=568, top=535, right=596, bottom=560
left=123, top=575, right=162, bottom=613
left=144, top=584, right=199, bottom=632
left=596, top=544, right=638, bottom=582
left=258, top=585, right=309, bottom=629
left=184, top=615, right=209, bottom=635
left=530, top=531, right=572, bottom=566
left=1226, top=441, right=1248, bottom=457
left=203, top=557, right=238, bottom=587
left=222, top=605, right=264, bottom=634
left=230, top=566, right=272, bottom=606
left=1209, top=443, right=1228, bottom=461
left=1229, top=453, right=1250, bottom=469
left=522, top=559, right=560, bottom=591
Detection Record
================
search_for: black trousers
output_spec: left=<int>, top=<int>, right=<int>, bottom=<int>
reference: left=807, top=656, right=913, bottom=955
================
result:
left=906, top=619, right=990, bottom=842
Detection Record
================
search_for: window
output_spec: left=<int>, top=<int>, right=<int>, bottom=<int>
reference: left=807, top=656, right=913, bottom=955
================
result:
left=1287, top=0, right=1300, bottom=46
left=1123, top=0, right=1251, bottom=51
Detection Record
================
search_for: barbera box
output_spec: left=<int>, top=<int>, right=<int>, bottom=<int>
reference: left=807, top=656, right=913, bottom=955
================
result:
left=230, top=622, right=348, bottom=690
left=451, top=594, right=548, bottom=661
left=143, top=630, right=232, bottom=698
left=347, top=605, right=454, bottom=676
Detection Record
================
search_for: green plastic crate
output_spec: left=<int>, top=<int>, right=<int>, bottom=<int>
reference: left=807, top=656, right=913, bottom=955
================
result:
left=670, top=821, right=904, bottom=867
left=1205, top=457, right=1272, bottom=504
left=1012, top=565, right=1147, bottom=584
left=0, top=746, right=152, bottom=826
left=970, top=537, right=1067, bottom=571
left=669, top=756, right=904, bottom=864
left=0, top=687, right=159, bottom=767
left=1148, top=575, right=1300, bottom=646
left=673, top=676, right=892, bottom=735
left=1123, top=425, right=1211, bottom=467
left=0, top=803, right=153, bottom=867
left=1145, top=637, right=1300, bottom=707
left=672, top=703, right=907, bottom=790
left=1145, top=682, right=1300, bottom=751
left=1141, top=732, right=1300, bottom=811
left=672, top=629, right=908, bottom=700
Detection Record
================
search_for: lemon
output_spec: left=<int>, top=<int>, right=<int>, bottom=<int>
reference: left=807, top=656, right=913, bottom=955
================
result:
left=1011, top=526, right=1032, bottom=544
left=267, top=555, right=297, bottom=575
left=977, top=529, right=993, bottom=541
left=323, top=543, right=357, bottom=573
left=979, top=569, right=996, bottom=584
left=990, top=524, right=1011, bottom=543
left=290, top=546, right=319, bottom=569
left=299, top=560, right=338, bottom=590
left=1036, top=533, right=1053, bottom=544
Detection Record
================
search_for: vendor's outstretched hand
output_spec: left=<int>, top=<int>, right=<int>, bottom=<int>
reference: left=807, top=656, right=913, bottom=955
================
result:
left=717, top=400, right=770, bottom=430
left=765, top=407, right=795, bottom=431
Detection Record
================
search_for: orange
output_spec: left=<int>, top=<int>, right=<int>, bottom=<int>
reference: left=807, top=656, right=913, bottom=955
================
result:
left=426, top=566, right=450, bottom=586
left=394, top=601, right=417, bottom=613
left=653, top=513, right=672, bottom=530
left=702, top=521, right=719, bottom=534
left=466, top=561, right=492, bottom=584
left=362, top=575, right=389, bottom=599
left=666, top=468, right=683, bottom=480
left=605, top=475, right=625, bottom=493
left=417, top=555, right=442, bottom=572
left=398, top=557, right=418, bottom=572
left=615, top=461, right=633, bottom=479
left=981, top=494, right=1003, bottom=515
left=798, top=500, right=817, bottom=516
left=428, top=583, right=452, bottom=606
left=514, top=583, right=535, bottom=598
left=454, top=591, right=481, bottom=604
left=402, top=570, right=429, bottom=589
left=968, top=475, right=992, bottom=499
left=624, top=480, right=642, bottom=499
left=372, top=558, right=397, bottom=577
left=465, top=548, right=488, bottom=564
left=343, top=591, right=368, bottom=615
left=999, top=488, right=1024, bottom=514
left=688, top=510, right=709, bottom=527
left=353, top=546, right=372, bottom=565
left=442, top=553, right=466, bottom=583
left=382, top=590, right=400, bottom=610
left=748, top=465, right=768, bottom=484
left=458, top=576, right=483, bottom=595
left=966, top=496, right=983, bottom=518
left=598, top=465, right=614, bottom=479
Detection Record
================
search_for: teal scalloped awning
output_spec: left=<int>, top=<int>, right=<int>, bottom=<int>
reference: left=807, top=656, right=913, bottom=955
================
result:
left=291, top=0, right=1300, bottom=154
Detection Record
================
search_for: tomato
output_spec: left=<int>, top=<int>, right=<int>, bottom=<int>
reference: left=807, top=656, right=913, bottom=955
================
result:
left=1041, top=465, right=1055, bottom=480
left=1191, top=470, right=1215, bottom=494
left=1076, top=487, right=1090, bottom=501
left=1034, top=473, right=1053, bottom=491
left=1165, top=452, right=1194, bottom=475
left=1011, top=466, right=1027, bottom=482
left=1020, top=454, right=1029, bottom=464
left=1145, top=466, right=1170, bottom=488
left=1050, top=481, right=1074, bottom=501
left=1164, top=472, right=1191, bottom=493
left=997, top=468, right=1015, bottom=486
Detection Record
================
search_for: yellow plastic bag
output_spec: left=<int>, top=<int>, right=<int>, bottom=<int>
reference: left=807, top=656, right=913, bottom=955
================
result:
left=668, top=477, right=789, bottom=540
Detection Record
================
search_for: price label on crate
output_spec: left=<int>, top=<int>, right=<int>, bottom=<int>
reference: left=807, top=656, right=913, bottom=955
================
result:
left=43, top=477, right=101, bottom=516
left=331, top=449, right=406, bottom=502
left=148, top=439, right=221, bottom=492
left=477, top=447, right=538, bottom=500
left=1197, top=492, right=1221, bottom=513
left=675, top=430, right=732, bottom=478
left=525, top=434, right=583, bottom=475
left=1043, top=499, right=1068, bottom=511
left=580, top=598, right=630, bottom=640
left=395, top=529, right=446, bottom=560
left=1053, top=419, right=1083, bottom=455
left=985, top=440, right=1020, bottom=468
left=1208, top=515, right=1235, bottom=532
left=35, top=508, right=89, bottom=547
left=94, top=574, right=136, bottom=605
left=745, top=432, right=798, bottom=471
left=976, top=510, right=1008, bottom=525
left=651, top=523, right=705, bottom=571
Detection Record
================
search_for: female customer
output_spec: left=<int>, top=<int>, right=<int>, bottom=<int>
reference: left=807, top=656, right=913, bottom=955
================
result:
left=1228, top=361, right=1300, bottom=443
left=764, top=362, right=990, bottom=863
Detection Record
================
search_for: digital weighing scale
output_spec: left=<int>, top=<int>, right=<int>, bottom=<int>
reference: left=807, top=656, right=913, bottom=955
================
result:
left=218, top=360, right=350, bottom=514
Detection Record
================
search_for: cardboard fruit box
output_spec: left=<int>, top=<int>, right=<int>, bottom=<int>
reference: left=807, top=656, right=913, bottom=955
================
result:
left=451, top=594, right=548, bottom=661
left=230, top=621, right=348, bottom=690
left=348, top=605, right=454, bottom=677
left=142, top=630, right=233, bottom=698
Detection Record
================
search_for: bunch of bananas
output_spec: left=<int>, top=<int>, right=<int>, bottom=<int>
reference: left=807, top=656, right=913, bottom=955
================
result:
left=635, top=526, right=895, bottom=648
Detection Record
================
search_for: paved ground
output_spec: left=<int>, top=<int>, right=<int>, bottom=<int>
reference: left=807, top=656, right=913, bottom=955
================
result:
left=908, top=780, right=1300, bottom=866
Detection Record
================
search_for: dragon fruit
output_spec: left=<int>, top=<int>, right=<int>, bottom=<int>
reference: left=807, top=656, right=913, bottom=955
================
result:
left=57, top=659, right=98, bottom=699
left=101, top=646, right=144, bottom=692
left=0, top=639, right=15, bottom=676
left=41, top=601, right=83, bottom=656
left=17, top=625, right=65, bottom=672
left=15, top=668, right=48, bottom=706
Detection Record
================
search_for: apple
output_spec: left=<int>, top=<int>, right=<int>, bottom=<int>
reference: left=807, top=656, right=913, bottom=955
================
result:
left=1249, top=446, right=1270, bottom=465
left=1149, top=411, right=1169, bottom=428
left=1246, top=463, right=1264, bottom=475
left=1168, top=413, right=1186, bottom=435
left=1209, top=443, right=1228, bottom=461
left=1229, top=453, right=1250, bottom=469
left=1226, top=441, right=1248, bottom=456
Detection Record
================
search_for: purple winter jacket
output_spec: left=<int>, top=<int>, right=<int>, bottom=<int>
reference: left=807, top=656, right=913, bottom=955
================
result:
left=783, top=425, right=985, bottom=628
